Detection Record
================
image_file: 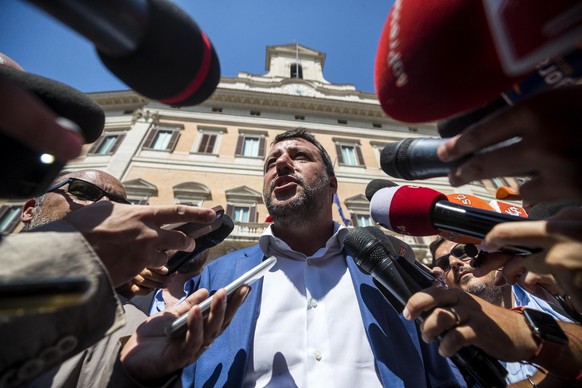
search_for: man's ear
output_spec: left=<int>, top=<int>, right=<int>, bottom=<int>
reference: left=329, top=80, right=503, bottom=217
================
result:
left=329, top=176, right=338, bottom=197
left=21, top=199, right=37, bottom=224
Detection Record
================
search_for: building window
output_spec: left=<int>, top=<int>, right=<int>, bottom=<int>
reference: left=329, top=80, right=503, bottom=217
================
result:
left=335, top=140, right=365, bottom=167
left=0, top=205, right=22, bottom=234
left=250, top=111, right=261, bottom=116
left=197, top=133, right=217, bottom=154
left=143, top=125, right=181, bottom=152
left=372, top=123, right=382, bottom=128
left=211, top=107, right=223, bottom=113
left=235, top=133, right=266, bottom=158
left=88, top=133, right=125, bottom=155
left=226, top=204, right=257, bottom=223
left=291, top=63, right=303, bottom=79
left=354, top=214, right=374, bottom=226
left=408, top=127, right=418, bottom=133
left=233, top=206, right=250, bottom=222
left=492, top=177, right=512, bottom=188
left=295, top=115, right=305, bottom=121
left=337, top=119, right=347, bottom=125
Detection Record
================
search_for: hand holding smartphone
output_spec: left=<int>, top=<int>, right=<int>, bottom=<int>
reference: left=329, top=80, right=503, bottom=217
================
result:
left=162, top=205, right=225, bottom=240
left=165, top=256, right=277, bottom=338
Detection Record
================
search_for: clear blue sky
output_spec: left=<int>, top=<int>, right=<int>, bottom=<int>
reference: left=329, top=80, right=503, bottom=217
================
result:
left=0, top=1, right=394, bottom=94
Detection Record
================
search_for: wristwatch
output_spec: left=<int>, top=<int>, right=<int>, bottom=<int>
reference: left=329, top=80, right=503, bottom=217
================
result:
left=523, top=308, right=569, bottom=345
left=519, top=307, right=569, bottom=366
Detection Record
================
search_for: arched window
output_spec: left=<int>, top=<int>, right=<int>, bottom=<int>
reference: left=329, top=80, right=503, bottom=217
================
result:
left=290, top=63, right=303, bottom=79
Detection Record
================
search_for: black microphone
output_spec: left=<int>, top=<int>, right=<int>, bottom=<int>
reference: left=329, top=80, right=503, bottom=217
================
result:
left=344, top=227, right=508, bottom=388
left=0, top=65, right=105, bottom=198
left=27, top=0, right=220, bottom=106
left=380, top=137, right=521, bottom=181
left=166, top=214, right=234, bottom=275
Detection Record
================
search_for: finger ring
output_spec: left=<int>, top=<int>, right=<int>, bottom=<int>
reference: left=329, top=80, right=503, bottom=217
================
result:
left=446, top=306, right=461, bottom=326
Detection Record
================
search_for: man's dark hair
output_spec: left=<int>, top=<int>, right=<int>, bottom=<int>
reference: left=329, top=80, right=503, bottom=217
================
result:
left=428, top=236, right=446, bottom=267
left=272, top=128, right=335, bottom=177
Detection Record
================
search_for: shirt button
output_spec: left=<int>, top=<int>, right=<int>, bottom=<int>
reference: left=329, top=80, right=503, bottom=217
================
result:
left=314, top=351, right=322, bottom=361
left=306, top=259, right=313, bottom=265
left=310, top=299, right=318, bottom=308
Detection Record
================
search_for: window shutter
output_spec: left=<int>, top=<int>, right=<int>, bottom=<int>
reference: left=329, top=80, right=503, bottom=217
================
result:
left=109, top=134, right=125, bottom=154
left=206, top=134, right=217, bottom=153
left=226, top=204, right=234, bottom=218
left=143, top=127, right=159, bottom=149
left=355, top=144, right=365, bottom=166
left=258, top=137, right=266, bottom=158
left=250, top=204, right=257, bottom=223
left=166, top=131, right=180, bottom=152
left=350, top=213, right=358, bottom=227
left=87, top=136, right=104, bottom=154
left=198, top=134, right=210, bottom=152
left=0, top=206, right=21, bottom=234
left=335, top=144, right=344, bottom=164
left=235, top=135, right=244, bottom=156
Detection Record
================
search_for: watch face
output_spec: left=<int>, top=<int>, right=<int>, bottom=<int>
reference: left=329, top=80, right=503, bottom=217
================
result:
left=523, top=308, right=569, bottom=345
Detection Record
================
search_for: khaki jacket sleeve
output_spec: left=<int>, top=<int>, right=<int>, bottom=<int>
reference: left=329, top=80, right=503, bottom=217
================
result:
left=0, top=223, right=125, bottom=387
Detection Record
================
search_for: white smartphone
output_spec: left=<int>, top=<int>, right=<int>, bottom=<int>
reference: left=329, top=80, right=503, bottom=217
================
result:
left=165, top=256, right=277, bottom=338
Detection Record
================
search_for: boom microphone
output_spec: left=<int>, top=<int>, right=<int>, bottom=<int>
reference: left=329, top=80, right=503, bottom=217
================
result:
left=369, top=185, right=535, bottom=253
left=28, top=0, right=220, bottom=106
left=343, top=227, right=508, bottom=388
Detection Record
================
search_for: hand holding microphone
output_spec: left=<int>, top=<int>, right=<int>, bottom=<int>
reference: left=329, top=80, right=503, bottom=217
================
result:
left=344, top=227, right=508, bottom=387
left=438, top=85, right=582, bottom=203
left=28, top=0, right=220, bottom=106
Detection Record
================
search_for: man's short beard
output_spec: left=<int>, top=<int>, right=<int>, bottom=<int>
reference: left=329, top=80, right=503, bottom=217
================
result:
left=466, top=282, right=505, bottom=306
left=264, top=174, right=331, bottom=228
left=22, top=195, right=49, bottom=231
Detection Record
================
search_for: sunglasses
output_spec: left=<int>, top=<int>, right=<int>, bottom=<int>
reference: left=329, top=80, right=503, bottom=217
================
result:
left=432, top=243, right=479, bottom=273
left=46, top=177, right=131, bottom=205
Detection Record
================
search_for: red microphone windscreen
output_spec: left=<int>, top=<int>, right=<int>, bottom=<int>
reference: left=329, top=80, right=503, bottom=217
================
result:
left=374, top=0, right=521, bottom=123
left=370, top=186, right=446, bottom=236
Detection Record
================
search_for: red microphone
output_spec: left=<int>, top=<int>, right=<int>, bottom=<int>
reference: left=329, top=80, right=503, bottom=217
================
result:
left=368, top=185, right=536, bottom=254
left=374, top=0, right=581, bottom=123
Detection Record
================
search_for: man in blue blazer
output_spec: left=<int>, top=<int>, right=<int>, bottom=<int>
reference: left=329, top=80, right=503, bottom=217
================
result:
left=182, top=128, right=465, bottom=387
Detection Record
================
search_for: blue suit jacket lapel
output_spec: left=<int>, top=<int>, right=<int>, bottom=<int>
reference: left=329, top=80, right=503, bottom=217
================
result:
left=190, top=247, right=265, bottom=387
left=346, top=254, right=428, bottom=387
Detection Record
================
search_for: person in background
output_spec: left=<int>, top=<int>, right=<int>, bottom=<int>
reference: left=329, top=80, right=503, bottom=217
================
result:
left=17, top=169, right=248, bottom=387
left=0, top=54, right=231, bottom=385
left=430, top=236, right=574, bottom=385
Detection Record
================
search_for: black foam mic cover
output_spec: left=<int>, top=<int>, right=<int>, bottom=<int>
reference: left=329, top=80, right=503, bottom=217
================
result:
left=365, top=179, right=398, bottom=201
left=97, top=0, right=220, bottom=106
left=0, top=66, right=105, bottom=142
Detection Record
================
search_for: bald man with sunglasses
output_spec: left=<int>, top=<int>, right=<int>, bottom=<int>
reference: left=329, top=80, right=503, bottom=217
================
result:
left=13, top=169, right=247, bottom=387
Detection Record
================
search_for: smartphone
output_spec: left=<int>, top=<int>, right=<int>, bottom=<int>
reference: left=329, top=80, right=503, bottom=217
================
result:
left=165, top=256, right=277, bottom=338
left=162, top=205, right=225, bottom=240
left=166, top=214, right=235, bottom=275
left=0, top=275, right=95, bottom=317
